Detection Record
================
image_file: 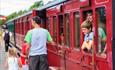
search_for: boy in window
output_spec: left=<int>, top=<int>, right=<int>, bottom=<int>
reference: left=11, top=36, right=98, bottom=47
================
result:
left=81, top=20, right=94, bottom=53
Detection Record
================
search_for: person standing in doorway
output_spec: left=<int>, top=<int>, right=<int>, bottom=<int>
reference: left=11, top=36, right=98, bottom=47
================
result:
left=24, top=16, right=55, bottom=70
left=2, top=27, right=12, bottom=52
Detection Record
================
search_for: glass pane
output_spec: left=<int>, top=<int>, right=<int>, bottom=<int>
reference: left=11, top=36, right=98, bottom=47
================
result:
left=53, top=16, right=57, bottom=42
left=65, top=14, right=70, bottom=47
left=74, top=12, right=80, bottom=48
left=96, top=7, right=107, bottom=56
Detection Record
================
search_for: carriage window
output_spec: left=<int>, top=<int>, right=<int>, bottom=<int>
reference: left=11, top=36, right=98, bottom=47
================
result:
left=58, top=15, right=64, bottom=45
left=65, top=14, right=70, bottom=47
left=96, top=7, right=106, bottom=56
left=83, top=10, right=93, bottom=21
left=26, top=17, right=30, bottom=34
left=46, top=18, right=50, bottom=31
left=19, top=19, right=22, bottom=34
left=82, top=10, right=94, bottom=53
left=53, top=16, right=57, bottom=42
left=21, top=18, right=24, bottom=35
left=74, top=12, right=80, bottom=48
left=23, top=17, right=27, bottom=35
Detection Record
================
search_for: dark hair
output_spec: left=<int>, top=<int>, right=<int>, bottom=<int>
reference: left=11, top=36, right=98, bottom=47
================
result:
left=2, top=25, right=8, bottom=29
left=32, top=16, right=41, bottom=24
left=5, top=26, right=8, bottom=29
left=87, top=12, right=92, bottom=15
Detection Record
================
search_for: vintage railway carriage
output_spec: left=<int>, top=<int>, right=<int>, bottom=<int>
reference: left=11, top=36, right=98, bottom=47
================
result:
left=5, top=0, right=115, bottom=70
left=37, top=0, right=113, bottom=70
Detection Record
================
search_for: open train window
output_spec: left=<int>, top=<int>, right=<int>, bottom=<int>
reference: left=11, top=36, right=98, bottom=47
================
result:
left=96, top=7, right=107, bottom=56
left=74, top=12, right=80, bottom=48
left=26, top=17, right=30, bottom=33
left=82, top=10, right=94, bottom=53
left=15, top=20, right=17, bottom=33
left=82, top=10, right=93, bottom=21
left=23, top=17, right=28, bottom=35
left=53, top=16, right=57, bottom=42
left=65, top=14, right=70, bottom=47
left=46, top=17, right=50, bottom=31
left=58, top=15, right=64, bottom=45
left=19, top=18, right=22, bottom=34
left=21, top=18, right=24, bottom=35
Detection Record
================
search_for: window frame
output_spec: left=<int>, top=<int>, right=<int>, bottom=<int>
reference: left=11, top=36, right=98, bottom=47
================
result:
left=73, top=11, right=80, bottom=49
left=52, top=16, right=57, bottom=43
left=58, top=15, right=64, bottom=45
left=64, top=13, right=71, bottom=47
left=95, top=7, right=107, bottom=58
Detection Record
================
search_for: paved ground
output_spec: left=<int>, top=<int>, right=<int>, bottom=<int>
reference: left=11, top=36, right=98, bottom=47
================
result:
left=0, top=37, right=57, bottom=70
left=0, top=38, right=7, bottom=70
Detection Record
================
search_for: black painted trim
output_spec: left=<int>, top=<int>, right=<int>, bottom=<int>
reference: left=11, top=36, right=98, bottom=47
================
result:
left=112, top=0, right=115, bottom=70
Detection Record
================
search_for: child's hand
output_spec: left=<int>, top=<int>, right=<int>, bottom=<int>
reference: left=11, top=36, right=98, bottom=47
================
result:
left=4, top=62, right=8, bottom=69
left=18, top=58, right=22, bottom=68
left=25, top=59, right=28, bottom=64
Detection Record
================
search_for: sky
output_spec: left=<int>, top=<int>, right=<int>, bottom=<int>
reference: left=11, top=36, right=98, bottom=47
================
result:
left=0, top=0, right=53, bottom=16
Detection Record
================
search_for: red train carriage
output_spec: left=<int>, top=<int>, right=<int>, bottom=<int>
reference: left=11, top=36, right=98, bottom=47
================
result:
left=40, top=0, right=112, bottom=70
left=6, top=0, right=115, bottom=70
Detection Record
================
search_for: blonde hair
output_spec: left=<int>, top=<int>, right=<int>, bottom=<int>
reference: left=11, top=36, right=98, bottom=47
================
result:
left=8, top=48, right=17, bottom=57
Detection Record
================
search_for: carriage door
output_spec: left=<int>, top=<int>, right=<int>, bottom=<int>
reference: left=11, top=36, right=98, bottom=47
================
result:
left=81, top=10, right=94, bottom=70
left=58, top=15, right=65, bottom=69
left=47, top=16, right=60, bottom=67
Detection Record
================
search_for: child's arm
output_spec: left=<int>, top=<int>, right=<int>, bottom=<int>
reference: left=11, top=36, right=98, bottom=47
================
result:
left=18, top=58, right=22, bottom=68
left=102, top=44, right=107, bottom=53
left=81, top=40, right=93, bottom=52
left=4, top=57, right=8, bottom=69
left=20, top=53, right=27, bottom=58
left=25, top=43, right=30, bottom=57
left=81, top=41, right=86, bottom=50
left=85, top=40, right=93, bottom=50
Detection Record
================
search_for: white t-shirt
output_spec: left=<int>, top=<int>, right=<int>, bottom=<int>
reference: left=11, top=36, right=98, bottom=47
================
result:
left=8, top=57, right=19, bottom=70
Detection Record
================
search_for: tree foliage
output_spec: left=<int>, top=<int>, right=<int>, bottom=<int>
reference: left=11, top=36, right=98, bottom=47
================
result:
left=29, top=1, right=44, bottom=10
left=6, top=0, right=44, bottom=22
left=0, top=20, right=4, bottom=25
left=6, top=12, right=17, bottom=21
